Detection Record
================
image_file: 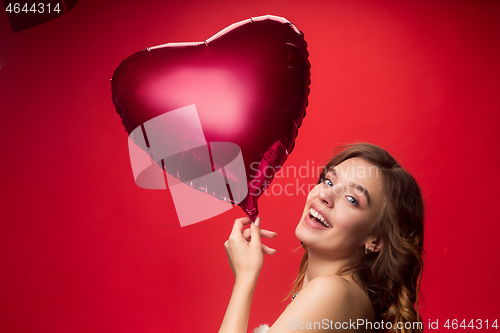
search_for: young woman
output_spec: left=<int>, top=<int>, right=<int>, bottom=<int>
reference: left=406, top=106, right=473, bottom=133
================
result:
left=218, top=143, right=425, bottom=333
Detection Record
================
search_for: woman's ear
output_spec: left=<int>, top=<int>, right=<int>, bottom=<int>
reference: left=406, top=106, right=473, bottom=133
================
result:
left=364, top=236, right=384, bottom=253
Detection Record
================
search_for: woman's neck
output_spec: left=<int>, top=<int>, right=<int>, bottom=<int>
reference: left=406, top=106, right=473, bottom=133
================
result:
left=303, top=248, right=353, bottom=287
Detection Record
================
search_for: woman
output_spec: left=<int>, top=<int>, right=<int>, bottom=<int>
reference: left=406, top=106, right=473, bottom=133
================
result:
left=219, top=143, right=425, bottom=333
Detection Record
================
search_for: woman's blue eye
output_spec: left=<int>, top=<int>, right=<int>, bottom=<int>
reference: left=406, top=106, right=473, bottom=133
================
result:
left=346, top=196, right=358, bottom=207
left=323, top=178, right=333, bottom=187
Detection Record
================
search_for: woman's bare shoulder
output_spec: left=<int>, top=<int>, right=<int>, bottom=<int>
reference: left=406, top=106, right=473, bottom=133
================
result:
left=301, top=275, right=352, bottom=298
left=302, top=275, right=367, bottom=310
left=268, top=275, right=374, bottom=332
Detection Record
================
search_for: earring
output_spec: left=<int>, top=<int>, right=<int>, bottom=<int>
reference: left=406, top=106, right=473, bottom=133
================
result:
left=365, top=248, right=372, bottom=254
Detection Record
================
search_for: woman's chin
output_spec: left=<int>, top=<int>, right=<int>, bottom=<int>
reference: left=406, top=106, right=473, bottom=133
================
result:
left=295, top=219, right=311, bottom=245
left=294, top=223, right=302, bottom=241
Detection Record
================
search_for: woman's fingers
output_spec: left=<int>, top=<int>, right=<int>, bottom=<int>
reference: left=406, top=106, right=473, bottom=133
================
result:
left=228, top=217, right=252, bottom=243
left=230, top=216, right=251, bottom=233
left=239, top=229, right=277, bottom=255
left=261, top=244, right=277, bottom=255
left=242, top=228, right=277, bottom=241
left=227, top=217, right=277, bottom=255
left=249, top=218, right=277, bottom=255
left=250, top=220, right=261, bottom=245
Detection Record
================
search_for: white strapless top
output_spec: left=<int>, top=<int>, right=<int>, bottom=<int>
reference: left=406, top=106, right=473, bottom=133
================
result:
left=253, top=324, right=270, bottom=333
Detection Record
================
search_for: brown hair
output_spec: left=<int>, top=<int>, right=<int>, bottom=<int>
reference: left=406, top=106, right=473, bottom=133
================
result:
left=290, top=142, right=425, bottom=333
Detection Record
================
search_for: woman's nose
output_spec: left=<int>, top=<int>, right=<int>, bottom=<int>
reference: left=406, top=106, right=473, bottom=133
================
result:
left=318, top=185, right=333, bottom=207
left=318, top=183, right=343, bottom=207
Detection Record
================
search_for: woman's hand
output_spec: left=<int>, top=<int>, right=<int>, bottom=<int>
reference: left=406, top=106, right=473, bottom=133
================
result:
left=224, top=217, right=277, bottom=284
left=219, top=217, right=277, bottom=333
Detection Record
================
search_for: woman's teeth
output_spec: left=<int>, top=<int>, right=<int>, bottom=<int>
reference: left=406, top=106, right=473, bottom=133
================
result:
left=309, top=208, right=331, bottom=228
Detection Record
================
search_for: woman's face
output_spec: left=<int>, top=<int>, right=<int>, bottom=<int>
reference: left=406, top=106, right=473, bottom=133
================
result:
left=295, top=157, right=385, bottom=259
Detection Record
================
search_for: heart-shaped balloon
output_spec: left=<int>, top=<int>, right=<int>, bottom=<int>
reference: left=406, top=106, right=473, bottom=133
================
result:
left=111, top=15, right=310, bottom=221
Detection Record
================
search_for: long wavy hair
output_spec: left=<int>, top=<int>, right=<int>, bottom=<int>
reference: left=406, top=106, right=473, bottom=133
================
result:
left=290, top=142, right=425, bottom=333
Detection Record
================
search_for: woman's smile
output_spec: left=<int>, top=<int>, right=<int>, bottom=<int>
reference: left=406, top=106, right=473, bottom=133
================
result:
left=306, top=204, right=331, bottom=229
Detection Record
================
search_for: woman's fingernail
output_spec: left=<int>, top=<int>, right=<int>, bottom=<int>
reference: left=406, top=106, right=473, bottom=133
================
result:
left=255, top=217, right=260, bottom=227
left=274, top=232, right=278, bottom=237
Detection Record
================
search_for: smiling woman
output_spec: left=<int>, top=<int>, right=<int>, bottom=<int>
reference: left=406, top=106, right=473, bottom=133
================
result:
left=219, top=143, right=425, bottom=333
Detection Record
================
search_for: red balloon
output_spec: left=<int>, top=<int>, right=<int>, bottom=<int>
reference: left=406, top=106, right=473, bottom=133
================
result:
left=111, top=15, right=311, bottom=221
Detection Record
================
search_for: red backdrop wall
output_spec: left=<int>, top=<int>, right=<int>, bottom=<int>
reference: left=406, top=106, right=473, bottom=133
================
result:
left=1, top=0, right=499, bottom=332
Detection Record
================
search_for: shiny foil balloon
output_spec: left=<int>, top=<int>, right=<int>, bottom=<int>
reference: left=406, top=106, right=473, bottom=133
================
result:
left=111, top=15, right=311, bottom=221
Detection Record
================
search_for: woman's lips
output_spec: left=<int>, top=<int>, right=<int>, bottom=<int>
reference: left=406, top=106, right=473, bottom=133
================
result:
left=304, top=204, right=331, bottom=229
left=310, top=203, right=331, bottom=227
left=305, top=213, right=329, bottom=229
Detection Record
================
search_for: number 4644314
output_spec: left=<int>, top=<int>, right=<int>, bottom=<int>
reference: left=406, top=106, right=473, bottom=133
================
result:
left=444, top=319, right=498, bottom=329
left=5, top=3, right=61, bottom=14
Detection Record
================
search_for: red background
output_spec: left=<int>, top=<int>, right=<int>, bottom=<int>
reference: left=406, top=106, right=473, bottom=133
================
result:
left=1, top=0, right=499, bottom=332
